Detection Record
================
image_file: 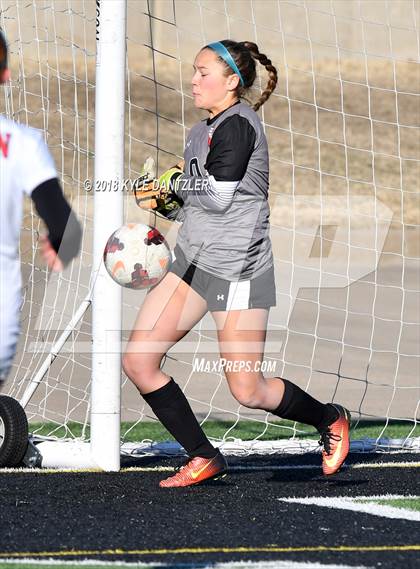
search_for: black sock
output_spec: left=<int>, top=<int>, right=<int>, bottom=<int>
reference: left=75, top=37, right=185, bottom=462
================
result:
left=142, top=378, right=218, bottom=459
left=272, top=379, right=339, bottom=432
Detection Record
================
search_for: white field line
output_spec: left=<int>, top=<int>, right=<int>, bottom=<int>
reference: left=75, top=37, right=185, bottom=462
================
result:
left=0, top=559, right=372, bottom=569
left=279, top=495, right=420, bottom=522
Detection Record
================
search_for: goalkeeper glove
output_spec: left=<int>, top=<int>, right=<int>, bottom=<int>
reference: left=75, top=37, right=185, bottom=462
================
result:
left=134, top=158, right=184, bottom=220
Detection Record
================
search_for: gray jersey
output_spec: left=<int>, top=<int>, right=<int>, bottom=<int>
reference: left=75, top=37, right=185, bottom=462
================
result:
left=174, top=101, right=273, bottom=281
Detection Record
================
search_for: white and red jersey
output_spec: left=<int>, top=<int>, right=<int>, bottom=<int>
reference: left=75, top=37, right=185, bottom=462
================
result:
left=0, top=115, right=57, bottom=362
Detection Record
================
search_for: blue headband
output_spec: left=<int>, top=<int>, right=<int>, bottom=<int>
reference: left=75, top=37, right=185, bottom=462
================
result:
left=207, top=41, right=245, bottom=87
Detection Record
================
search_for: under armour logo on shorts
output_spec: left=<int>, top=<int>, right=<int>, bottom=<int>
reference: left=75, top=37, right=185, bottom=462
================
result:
left=217, top=294, right=224, bottom=301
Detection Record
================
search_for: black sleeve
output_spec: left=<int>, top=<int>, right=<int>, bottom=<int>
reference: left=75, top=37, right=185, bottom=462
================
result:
left=204, top=114, right=256, bottom=181
left=31, top=178, right=82, bottom=266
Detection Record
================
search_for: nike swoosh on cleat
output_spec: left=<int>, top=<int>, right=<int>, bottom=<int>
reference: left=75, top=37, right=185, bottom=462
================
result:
left=190, top=456, right=218, bottom=480
left=324, top=425, right=345, bottom=468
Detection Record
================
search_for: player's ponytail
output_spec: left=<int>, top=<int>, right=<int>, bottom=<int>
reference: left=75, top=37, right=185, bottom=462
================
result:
left=0, top=30, right=8, bottom=76
left=240, top=41, right=278, bottom=111
left=204, top=40, right=277, bottom=111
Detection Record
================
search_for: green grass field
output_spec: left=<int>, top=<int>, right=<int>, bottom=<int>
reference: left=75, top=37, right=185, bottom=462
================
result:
left=354, top=497, right=420, bottom=512
left=375, top=499, right=420, bottom=512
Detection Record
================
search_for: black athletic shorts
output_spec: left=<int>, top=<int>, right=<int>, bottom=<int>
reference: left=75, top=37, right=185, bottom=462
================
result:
left=168, top=245, right=276, bottom=311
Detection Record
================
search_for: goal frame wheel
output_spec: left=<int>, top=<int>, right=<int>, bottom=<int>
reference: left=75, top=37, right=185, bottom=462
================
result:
left=0, top=395, right=29, bottom=467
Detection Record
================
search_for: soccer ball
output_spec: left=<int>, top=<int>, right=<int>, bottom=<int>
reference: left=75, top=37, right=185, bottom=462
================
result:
left=103, top=223, right=172, bottom=289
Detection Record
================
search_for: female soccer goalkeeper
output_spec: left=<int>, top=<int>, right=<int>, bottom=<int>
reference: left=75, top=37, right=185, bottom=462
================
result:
left=124, top=40, right=351, bottom=487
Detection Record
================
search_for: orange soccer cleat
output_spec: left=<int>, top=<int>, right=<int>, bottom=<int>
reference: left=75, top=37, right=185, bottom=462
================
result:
left=319, top=404, right=351, bottom=475
left=159, top=452, right=228, bottom=488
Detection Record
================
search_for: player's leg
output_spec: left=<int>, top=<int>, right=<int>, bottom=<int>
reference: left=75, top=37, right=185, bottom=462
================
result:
left=0, top=335, right=17, bottom=389
left=211, top=308, right=287, bottom=409
left=0, top=287, right=20, bottom=391
left=211, top=308, right=351, bottom=475
left=123, top=270, right=208, bottom=393
left=123, top=270, right=226, bottom=486
left=0, top=352, right=14, bottom=389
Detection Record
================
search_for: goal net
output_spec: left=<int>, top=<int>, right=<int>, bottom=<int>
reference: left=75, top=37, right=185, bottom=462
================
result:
left=1, top=0, right=419, bottom=468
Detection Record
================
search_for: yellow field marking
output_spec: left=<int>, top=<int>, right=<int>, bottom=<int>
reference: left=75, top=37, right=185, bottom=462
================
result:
left=0, top=544, right=419, bottom=559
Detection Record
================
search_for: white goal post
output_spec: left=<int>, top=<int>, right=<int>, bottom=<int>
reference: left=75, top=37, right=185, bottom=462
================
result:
left=90, top=0, right=125, bottom=471
left=1, top=0, right=126, bottom=470
left=0, top=0, right=419, bottom=470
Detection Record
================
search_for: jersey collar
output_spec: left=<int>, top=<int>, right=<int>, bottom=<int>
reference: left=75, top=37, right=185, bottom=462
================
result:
left=206, top=100, right=241, bottom=126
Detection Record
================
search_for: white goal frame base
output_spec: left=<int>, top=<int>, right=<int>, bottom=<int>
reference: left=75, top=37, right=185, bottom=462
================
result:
left=31, top=437, right=420, bottom=469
